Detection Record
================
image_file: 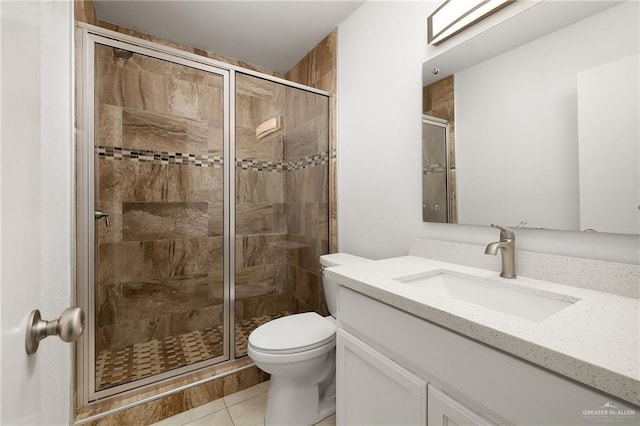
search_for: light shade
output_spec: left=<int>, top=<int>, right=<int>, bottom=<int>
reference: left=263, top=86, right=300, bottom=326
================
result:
left=428, top=0, right=514, bottom=46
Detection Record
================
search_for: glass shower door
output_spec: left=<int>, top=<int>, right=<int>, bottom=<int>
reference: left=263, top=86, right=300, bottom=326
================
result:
left=233, top=73, right=330, bottom=357
left=92, top=43, right=228, bottom=393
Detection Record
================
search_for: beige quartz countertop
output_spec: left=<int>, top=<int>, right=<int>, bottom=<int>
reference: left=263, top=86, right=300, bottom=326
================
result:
left=326, top=255, right=640, bottom=407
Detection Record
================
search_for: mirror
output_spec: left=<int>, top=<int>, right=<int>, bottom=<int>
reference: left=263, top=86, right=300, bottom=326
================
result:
left=422, top=1, right=639, bottom=235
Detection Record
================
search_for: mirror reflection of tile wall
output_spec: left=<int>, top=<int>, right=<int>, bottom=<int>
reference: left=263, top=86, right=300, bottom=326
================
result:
left=422, top=122, right=449, bottom=223
left=423, top=75, right=457, bottom=223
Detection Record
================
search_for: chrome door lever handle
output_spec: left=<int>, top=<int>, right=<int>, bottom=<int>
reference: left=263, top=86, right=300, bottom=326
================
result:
left=25, top=307, right=85, bottom=354
left=94, top=210, right=110, bottom=227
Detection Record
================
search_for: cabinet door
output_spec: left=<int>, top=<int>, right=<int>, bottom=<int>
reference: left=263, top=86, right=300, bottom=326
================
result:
left=428, top=385, right=496, bottom=426
left=337, top=330, right=427, bottom=426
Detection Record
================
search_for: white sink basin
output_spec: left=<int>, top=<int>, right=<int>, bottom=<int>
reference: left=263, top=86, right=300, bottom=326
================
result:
left=394, top=270, right=579, bottom=322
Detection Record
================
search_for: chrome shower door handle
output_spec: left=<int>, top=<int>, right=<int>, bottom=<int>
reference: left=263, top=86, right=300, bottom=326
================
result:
left=25, top=307, right=86, bottom=354
left=94, top=210, right=110, bottom=227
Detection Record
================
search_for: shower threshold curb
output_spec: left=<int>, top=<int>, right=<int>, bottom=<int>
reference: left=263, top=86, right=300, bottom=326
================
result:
left=73, top=363, right=257, bottom=425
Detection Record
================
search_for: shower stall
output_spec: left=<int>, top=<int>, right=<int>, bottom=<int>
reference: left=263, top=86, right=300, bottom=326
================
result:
left=76, top=27, right=330, bottom=405
left=422, top=115, right=451, bottom=223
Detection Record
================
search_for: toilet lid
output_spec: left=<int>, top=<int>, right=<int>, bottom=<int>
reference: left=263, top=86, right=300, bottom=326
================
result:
left=248, top=312, right=336, bottom=354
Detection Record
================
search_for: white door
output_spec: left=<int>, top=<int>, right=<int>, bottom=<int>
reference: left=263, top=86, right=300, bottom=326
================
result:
left=1, top=1, right=74, bottom=424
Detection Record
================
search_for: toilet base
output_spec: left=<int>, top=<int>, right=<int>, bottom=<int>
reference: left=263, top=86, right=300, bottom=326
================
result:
left=264, top=375, right=336, bottom=426
left=317, top=395, right=337, bottom=423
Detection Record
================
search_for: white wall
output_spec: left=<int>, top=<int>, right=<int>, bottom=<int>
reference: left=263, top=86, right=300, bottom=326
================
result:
left=337, top=1, right=436, bottom=260
left=577, top=54, right=639, bottom=235
left=337, top=1, right=640, bottom=264
left=454, top=4, right=639, bottom=231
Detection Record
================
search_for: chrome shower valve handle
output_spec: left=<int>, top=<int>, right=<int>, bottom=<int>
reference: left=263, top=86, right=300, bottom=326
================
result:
left=94, top=210, right=110, bottom=227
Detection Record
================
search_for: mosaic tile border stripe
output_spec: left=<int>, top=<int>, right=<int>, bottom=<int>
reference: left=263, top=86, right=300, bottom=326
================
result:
left=96, top=311, right=290, bottom=390
left=97, top=146, right=333, bottom=172
left=236, top=152, right=330, bottom=172
left=98, top=146, right=224, bottom=168
left=236, top=158, right=287, bottom=172
left=287, top=153, right=330, bottom=170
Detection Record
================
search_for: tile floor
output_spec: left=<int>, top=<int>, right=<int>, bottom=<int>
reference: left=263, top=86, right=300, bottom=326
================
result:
left=151, top=381, right=336, bottom=426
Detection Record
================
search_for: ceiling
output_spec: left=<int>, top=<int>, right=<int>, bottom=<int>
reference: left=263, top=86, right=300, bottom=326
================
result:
left=93, top=1, right=365, bottom=74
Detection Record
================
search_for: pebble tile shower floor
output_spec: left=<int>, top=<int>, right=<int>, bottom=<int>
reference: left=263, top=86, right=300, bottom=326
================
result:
left=96, top=311, right=290, bottom=389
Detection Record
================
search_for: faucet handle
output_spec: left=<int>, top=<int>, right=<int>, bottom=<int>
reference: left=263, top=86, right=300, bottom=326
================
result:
left=491, top=224, right=515, bottom=240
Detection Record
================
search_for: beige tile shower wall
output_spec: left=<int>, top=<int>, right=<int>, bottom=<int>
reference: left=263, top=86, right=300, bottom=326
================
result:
left=235, top=74, right=289, bottom=321
left=284, top=86, right=329, bottom=268
left=75, top=0, right=96, bottom=25
left=283, top=133, right=330, bottom=313
left=95, top=45, right=226, bottom=352
left=285, top=31, right=336, bottom=315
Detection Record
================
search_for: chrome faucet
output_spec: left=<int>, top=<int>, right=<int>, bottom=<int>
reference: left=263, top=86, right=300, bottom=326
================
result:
left=484, top=224, right=516, bottom=279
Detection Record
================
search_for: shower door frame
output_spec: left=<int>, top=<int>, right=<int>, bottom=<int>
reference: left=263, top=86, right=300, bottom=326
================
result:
left=76, top=29, right=235, bottom=404
left=75, top=23, right=331, bottom=407
left=422, top=114, right=451, bottom=223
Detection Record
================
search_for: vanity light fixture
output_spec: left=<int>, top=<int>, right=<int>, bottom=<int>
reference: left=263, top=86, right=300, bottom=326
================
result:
left=427, top=0, right=514, bottom=45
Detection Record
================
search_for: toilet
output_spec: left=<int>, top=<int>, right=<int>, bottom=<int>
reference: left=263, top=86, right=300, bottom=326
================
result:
left=247, top=253, right=372, bottom=426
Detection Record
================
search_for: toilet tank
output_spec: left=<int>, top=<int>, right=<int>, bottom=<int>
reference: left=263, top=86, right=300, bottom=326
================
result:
left=319, top=253, right=372, bottom=317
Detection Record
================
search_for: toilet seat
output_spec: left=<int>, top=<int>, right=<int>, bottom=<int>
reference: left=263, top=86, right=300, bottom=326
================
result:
left=249, top=312, right=336, bottom=355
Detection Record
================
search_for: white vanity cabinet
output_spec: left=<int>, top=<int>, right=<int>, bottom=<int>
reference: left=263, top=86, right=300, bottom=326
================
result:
left=427, top=385, right=496, bottom=426
left=337, top=329, right=498, bottom=426
left=337, top=330, right=427, bottom=425
left=336, top=285, right=638, bottom=425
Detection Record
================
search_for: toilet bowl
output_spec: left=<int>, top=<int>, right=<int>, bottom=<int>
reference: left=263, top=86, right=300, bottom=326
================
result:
left=247, top=253, right=372, bottom=426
